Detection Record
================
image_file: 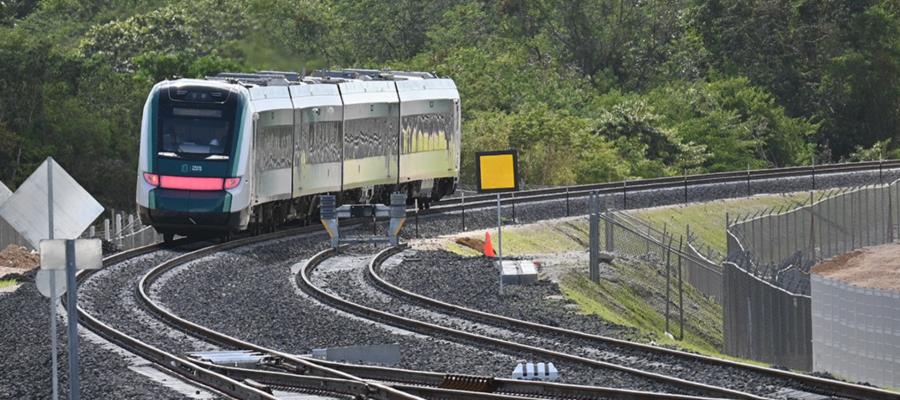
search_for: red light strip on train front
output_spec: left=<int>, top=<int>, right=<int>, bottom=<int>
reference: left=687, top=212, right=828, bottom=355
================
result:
left=159, top=175, right=225, bottom=191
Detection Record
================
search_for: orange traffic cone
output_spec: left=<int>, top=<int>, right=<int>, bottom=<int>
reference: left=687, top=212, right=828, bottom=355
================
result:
left=484, top=231, right=496, bottom=257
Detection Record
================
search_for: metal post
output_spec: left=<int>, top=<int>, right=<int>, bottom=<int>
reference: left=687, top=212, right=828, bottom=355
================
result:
left=461, top=191, right=465, bottom=231
left=497, top=193, right=503, bottom=295
left=678, top=236, right=684, bottom=341
left=622, top=181, right=627, bottom=209
left=103, top=219, right=110, bottom=242
left=856, top=188, right=862, bottom=248
left=129, top=214, right=135, bottom=250
left=65, top=239, right=80, bottom=400
left=115, top=213, right=122, bottom=245
left=565, top=188, right=570, bottom=217
left=865, top=186, right=871, bottom=246
left=811, top=157, right=816, bottom=191
left=889, top=183, right=895, bottom=242
left=604, top=206, right=614, bottom=253
left=511, top=193, right=516, bottom=223
left=746, top=164, right=751, bottom=196
left=810, top=192, right=816, bottom=261
left=665, top=235, right=671, bottom=335
left=844, top=191, right=851, bottom=253
left=683, top=168, right=688, bottom=203
left=414, top=199, right=419, bottom=239
left=589, top=192, right=599, bottom=283
left=47, top=158, right=58, bottom=400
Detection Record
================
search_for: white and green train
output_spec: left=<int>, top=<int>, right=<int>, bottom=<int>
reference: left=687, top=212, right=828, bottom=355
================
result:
left=136, top=70, right=460, bottom=241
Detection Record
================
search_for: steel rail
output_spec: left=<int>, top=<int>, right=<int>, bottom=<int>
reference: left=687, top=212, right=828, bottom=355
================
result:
left=75, top=231, right=424, bottom=400
left=73, top=243, right=280, bottom=400
left=71, top=159, right=900, bottom=398
left=432, top=159, right=900, bottom=206
left=306, top=360, right=718, bottom=400
left=198, top=363, right=601, bottom=400
left=136, top=237, right=715, bottom=400
left=133, top=227, right=426, bottom=400
left=368, top=246, right=900, bottom=400
left=298, top=246, right=764, bottom=400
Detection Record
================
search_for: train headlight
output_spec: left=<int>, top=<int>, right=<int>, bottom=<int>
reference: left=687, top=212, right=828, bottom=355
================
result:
left=143, top=172, right=160, bottom=187
left=224, top=177, right=242, bottom=190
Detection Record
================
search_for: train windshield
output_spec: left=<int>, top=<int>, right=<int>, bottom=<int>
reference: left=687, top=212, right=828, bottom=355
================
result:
left=159, top=108, right=232, bottom=157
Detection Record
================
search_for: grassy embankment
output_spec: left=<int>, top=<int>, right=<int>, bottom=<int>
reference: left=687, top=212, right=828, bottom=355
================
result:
left=0, top=279, right=17, bottom=289
left=440, top=192, right=814, bottom=361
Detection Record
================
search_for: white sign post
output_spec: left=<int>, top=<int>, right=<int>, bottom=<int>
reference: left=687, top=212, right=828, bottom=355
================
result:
left=0, top=157, right=104, bottom=400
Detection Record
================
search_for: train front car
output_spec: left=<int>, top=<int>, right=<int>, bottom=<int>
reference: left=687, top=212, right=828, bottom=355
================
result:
left=136, top=80, right=252, bottom=242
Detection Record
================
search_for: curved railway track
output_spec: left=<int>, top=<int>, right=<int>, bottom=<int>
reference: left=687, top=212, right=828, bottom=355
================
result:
left=432, top=160, right=900, bottom=208
left=301, top=247, right=768, bottom=399
left=367, top=247, right=900, bottom=400
left=133, top=232, right=713, bottom=399
left=66, top=160, right=900, bottom=399
left=75, top=230, right=429, bottom=400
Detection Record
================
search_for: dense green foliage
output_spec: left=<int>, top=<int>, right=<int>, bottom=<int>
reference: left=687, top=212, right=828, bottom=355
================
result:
left=0, top=1, right=897, bottom=208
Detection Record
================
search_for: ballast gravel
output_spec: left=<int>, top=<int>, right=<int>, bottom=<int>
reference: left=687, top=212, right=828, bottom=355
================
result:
left=310, top=248, right=685, bottom=394
left=152, top=234, right=528, bottom=379
left=375, top=249, right=814, bottom=399
left=3, top=167, right=897, bottom=398
left=401, top=168, right=900, bottom=241
left=79, top=249, right=221, bottom=357
left=0, top=282, right=187, bottom=399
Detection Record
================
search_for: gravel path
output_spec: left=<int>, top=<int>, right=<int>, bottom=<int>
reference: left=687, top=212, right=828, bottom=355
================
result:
left=0, top=268, right=189, bottom=399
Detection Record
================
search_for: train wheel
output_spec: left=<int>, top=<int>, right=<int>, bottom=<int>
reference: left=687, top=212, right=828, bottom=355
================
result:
left=163, top=233, right=174, bottom=243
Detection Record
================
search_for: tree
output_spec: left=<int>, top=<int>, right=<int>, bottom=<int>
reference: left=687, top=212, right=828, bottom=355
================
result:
left=819, top=2, right=900, bottom=157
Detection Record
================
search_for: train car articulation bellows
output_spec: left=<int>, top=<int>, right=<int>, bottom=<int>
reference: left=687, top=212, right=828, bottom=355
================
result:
left=135, top=69, right=461, bottom=241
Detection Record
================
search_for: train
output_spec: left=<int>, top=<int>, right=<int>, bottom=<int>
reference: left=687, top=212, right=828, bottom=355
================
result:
left=136, top=69, right=460, bottom=241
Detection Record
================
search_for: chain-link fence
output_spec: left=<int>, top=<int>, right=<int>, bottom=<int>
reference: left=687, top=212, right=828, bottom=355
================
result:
left=586, top=194, right=723, bottom=339
left=86, top=211, right=161, bottom=253
left=611, top=212, right=724, bottom=303
left=0, top=210, right=160, bottom=253
left=724, top=180, right=900, bottom=371
left=727, top=183, right=898, bottom=294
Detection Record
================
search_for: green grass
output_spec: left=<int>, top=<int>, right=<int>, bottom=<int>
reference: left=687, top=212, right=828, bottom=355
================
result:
left=560, top=259, right=724, bottom=355
left=630, top=192, right=818, bottom=253
left=0, top=279, right=17, bottom=289
left=450, top=218, right=590, bottom=256
left=425, top=192, right=836, bottom=363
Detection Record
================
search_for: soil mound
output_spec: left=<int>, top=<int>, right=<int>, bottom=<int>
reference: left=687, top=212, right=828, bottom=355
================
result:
left=811, top=244, right=900, bottom=291
left=455, top=236, right=485, bottom=252
left=0, top=245, right=39, bottom=278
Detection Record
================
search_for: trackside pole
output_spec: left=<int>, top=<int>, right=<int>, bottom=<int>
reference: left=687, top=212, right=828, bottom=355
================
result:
left=461, top=191, right=466, bottom=231
left=497, top=193, right=503, bottom=295
left=47, top=158, right=58, bottom=400
left=65, top=240, right=80, bottom=400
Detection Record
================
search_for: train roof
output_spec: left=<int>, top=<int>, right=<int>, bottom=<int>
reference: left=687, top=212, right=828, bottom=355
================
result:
left=203, top=69, right=440, bottom=88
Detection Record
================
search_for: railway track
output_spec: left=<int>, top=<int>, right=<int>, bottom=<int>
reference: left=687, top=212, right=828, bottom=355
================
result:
left=432, top=159, right=900, bottom=208
left=131, top=231, right=716, bottom=399
left=75, top=231, right=430, bottom=400
left=367, top=247, right=900, bottom=400
left=302, top=247, right=770, bottom=399
left=66, top=160, right=900, bottom=399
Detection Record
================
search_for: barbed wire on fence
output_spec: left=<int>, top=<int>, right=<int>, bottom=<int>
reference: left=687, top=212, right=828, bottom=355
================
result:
left=726, top=179, right=900, bottom=295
